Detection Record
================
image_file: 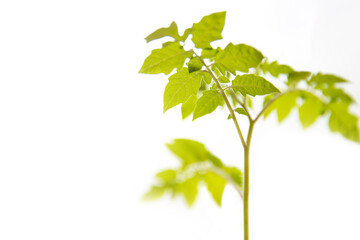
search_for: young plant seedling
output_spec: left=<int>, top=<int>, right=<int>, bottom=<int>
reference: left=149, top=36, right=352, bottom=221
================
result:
left=139, top=11, right=360, bottom=240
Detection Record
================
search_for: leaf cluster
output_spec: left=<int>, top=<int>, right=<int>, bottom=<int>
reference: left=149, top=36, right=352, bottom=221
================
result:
left=140, top=11, right=360, bottom=142
left=143, top=139, right=243, bottom=206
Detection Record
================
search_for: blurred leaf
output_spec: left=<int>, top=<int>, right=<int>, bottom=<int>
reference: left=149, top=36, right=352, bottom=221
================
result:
left=319, top=85, right=354, bottom=103
left=181, top=95, right=198, bottom=119
left=143, top=186, right=167, bottom=201
left=192, top=12, right=226, bottom=49
left=207, top=152, right=224, bottom=168
left=231, top=74, right=279, bottom=96
left=214, top=43, right=264, bottom=74
left=180, top=176, right=199, bottom=206
left=145, top=21, right=181, bottom=43
left=156, top=169, right=177, bottom=182
left=145, top=138, right=244, bottom=206
left=204, top=171, right=226, bottom=206
left=139, top=42, right=193, bottom=74
left=166, top=139, right=208, bottom=166
left=287, top=71, right=311, bottom=85
left=328, top=102, right=360, bottom=142
left=263, top=93, right=275, bottom=107
left=224, top=167, right=243, bottom=188
left=193, top=90, right=224, bottom=120
left=209, top=83, right=218, bottom=90
left=261, top=60, right=294, bottom=77
left=299, top=92, right=324, bottom=128
left=201, top=47, right=221, bottom=59
left=219, top=76, right=230, bottom=83
left=246, top=96, right=253, bottom=109
left=228, top=90, right=238, bottom=107
left=311, top=73, right=348, bottom=84
left=187, top=57, right=203, bottom=73
left=264, top=91, right=300, bottom=122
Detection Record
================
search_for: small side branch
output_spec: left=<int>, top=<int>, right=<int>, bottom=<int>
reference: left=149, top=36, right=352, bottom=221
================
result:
left=228, top=89, right=253, bottom=122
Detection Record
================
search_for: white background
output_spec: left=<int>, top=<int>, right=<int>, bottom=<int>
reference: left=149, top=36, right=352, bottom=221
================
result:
left=1, top=0, right=360, bottom=239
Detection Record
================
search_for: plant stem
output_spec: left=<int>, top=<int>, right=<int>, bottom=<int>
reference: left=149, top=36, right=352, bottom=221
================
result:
left=229, top=89, right=253, bottom=122
left=192, top=51, right=247, bottom=149
left=244, top=121, right=254, bottom=240
left=254, top=89, right=301, bottom=123
left=193, top=50, right=255, bottom=240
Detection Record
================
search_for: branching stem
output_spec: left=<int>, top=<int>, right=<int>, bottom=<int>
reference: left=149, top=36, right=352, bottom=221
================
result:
left=193, top=50, right=255, bottom=240
left=193, top=51, right=247, bottom=150
left=254, top=89, right=300, bottom=123
left=229, top=89, right=253, bottom=122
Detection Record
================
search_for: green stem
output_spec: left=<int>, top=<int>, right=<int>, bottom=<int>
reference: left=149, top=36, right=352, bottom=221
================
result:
left=193, top=50, right=255, bottom=240
left=228, top=89, right=253, bottom=122
left=244, top=121, right=254, bottom=240
left=192, top=51, right=247, bottom=149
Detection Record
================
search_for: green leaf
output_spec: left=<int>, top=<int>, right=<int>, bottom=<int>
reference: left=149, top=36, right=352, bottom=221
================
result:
left=192, top=12, right=226, bottom=49
left=227, top=108, right=248, bottom=120
left=219, top=76, right=230, bottom=83
left=210, top=84, right=218, bottom=90
left=201, top=71, right=212, bottom=84
left=310, top=73, right=348, bottom=84
left=246, top=96, right=253, bottom=109
left=139, top=42, right=193, bottom=74
left=224, top=167, right=243, bottom=188
left=204, top=171, right=226, bottom=206
left=227, top=90, right=238, bottom=107
left=166, top=139, right=208, bottom=166
left=143, top=186, right=167, bottom=201
left=328, top=102, right=360, bottom=142
left=321, top=86, right=354, bottom=103
left=193, top=90, right=224, bottom=120
left=180, top=176, right=199, bottom=206
left=235, top=107, right=248, bottom=115
left=187, top=57, right=203, bottom=73
left=201, top=47, right=221, bottom=59
left=261, top=60, right=294, bottom=77
left=207, top=152, right=224, bottom=168
left=145, top=21, right=181, bottom=43
left=162, top=41, right=174, bottom=48
left=263, top=93, right=274, bottom=107
left=164, top=68, right=204, bottom=112
left=299, top=92, right=324, bottom=128
left=181, top=95, right=198, bottom=119
left=231, top=74, right=280, bottom=96
left=212, top=66, right=222, bottom=78
left=156, top=169, right=177, bottom=182
left=214, top=43, right=264, bottom=74
left=264, top=91, right=300, bottom=122
left=180, top=28, right=192, bottom=42
left=287, top=71, right=311, bottom=85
